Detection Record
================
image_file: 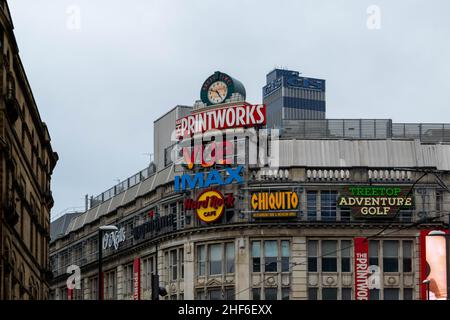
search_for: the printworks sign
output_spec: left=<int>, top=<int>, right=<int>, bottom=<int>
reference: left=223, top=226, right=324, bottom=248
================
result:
left=338, top=186, right=413, bottom=218
left=184, top=190, right=235, bottom=223
left=251, top=191, right=299, bottom=218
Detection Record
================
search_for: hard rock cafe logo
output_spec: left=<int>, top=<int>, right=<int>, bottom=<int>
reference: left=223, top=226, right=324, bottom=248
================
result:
left=184, top=190, right=235, bottom=223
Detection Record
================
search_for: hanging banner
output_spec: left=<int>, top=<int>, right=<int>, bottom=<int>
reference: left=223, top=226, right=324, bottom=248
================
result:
left=354, top=237, right=369, bottom=300
left=133, top=258, right=141, bottom=300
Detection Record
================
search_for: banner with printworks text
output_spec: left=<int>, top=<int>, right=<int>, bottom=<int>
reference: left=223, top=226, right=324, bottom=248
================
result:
left=133, top=258, right=141, bottom=300
left=354, top=237, right=369, bottom=300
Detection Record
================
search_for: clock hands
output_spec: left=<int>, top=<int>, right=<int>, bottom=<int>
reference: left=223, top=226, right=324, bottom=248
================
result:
left=214, top=89, right=223, bottom=100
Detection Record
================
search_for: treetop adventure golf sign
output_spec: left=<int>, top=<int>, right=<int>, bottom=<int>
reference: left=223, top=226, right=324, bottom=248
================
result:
left=251, top=191, right=299, bottom=218
left=338, top=186, right=413, bottom=218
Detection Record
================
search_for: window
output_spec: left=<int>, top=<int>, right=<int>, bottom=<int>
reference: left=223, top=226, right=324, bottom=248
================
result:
left=252, top=241, right=261, bottom=272
left=170, top=250, right=178, bottom=281
left=341, top=240, right=351, bottom=272
left=321, top=191, right=337, bottom=221
left=89, top=277, right=98, bottom=300
left=124, top=264, right=133, bottom=296
left=264, top=288, right=277, bottom=300
left=196, top=289, right=205, bottom=300
left=403, top=288, right=413, bottom=300
left=342, top=288, right=352, bottom=300
left=369, top=241, right=379, bottom=267
left=225, top=243, right=235, bottom=274
left=281, top=241, right=290, bottom=272
left=180, top=249, right=184, bottom=279
left=369, top=289, right=379, bottom=300
left=252, top=288, right=261, bottom=300
left=436, top=191, right=443, bottom=213
left=264, top=241, right=278, bottom=272
left=384, top=288, right=399, bottom=300
left=307, top=191, right=317, bottom=220
left=308, top=241, right=318, bottom=272
left=209, top=244, right=222, bottom=275
left=383, top=241, right=399, bottom=272
left=208, top=288, right=221, bottom=300
left=142, top=256, right=155, bottom=291
left=322, top=241, right=337, bottom=272
left=197, top=245, right=205, bottom=276
left=104, top=270, right=116, bottom=300
left=282, top=287, right=290, bottom=300
left=403, top=241, right=413, bottom=272
left=322, top=288, right=338, bottom=300
left=308, top=288, right=318, bottom=300
left=224, top=288, right=234, bottom=300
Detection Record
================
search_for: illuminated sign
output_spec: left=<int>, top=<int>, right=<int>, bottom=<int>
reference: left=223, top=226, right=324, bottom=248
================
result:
left=338, top=186, right=413, bottom=218
left=174, top=166, right=243, bottom=192
left=175, top=104, right=266, bottom=137
left=251, top=191, right=299, bottom=219
left=102, top=227, right=126, bottom=250
left=185, top=190, right=235, bottom=223
left=181, top=140, right=234, bottom=169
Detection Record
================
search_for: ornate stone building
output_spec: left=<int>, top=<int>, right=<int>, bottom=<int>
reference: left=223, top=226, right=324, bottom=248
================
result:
left=0, top=0, right=58, bottom=300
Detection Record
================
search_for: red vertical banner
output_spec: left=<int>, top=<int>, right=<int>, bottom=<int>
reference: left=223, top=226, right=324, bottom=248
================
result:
left=354, top=237, right=369, bottom=300
left=67, top=288, right=73, bottom=300
left=133, top=257, right=141, bottom=300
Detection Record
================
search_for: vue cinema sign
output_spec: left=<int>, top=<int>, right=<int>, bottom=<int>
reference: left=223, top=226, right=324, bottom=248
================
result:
left=174, top=166, right=243, bottom=192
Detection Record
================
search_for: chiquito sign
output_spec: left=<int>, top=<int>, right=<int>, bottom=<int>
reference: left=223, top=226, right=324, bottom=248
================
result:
left=338, top=186, right=413, bottom=218
left=251, top=191, right=299, bottom=218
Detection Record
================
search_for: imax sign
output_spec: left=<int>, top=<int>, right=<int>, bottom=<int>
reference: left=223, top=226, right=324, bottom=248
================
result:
left=174, top=166, right=243, bottom=192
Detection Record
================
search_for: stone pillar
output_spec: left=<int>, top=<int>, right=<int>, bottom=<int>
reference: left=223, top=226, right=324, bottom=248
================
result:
left=183, top=241, right=194, bottom=300
left=291, top=236, right=307, bottom=300
left=235, top=237, right=250, bottom=299
left=83, top=277, right=89, bottom=300
left=116, top=265, right=124, bottom=300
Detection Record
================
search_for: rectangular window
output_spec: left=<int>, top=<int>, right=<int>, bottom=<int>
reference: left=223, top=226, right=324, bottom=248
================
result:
left=179, top=249, right=184, bottom=279
left=307, top=191, right=317, bottom=220
left=281, top=240, right=290, bottom=272
left=383, top=241, right=399, bottom=272
left=124, top=264, right=133, bottom=296
left=322, top=240, right=337, bottom=272
left=384, top=288, right=399, bottom=300
left=322, top=288, right=338, bottom=300
left=252, top=288, right=261, bottom=300
left=436, top=191, right=443, bottom=213
left=403, top=241, right=413, bottom=273
left=197, top=245, right=205, bottom=276
left=308, top=241, right=318, bottom=272
left=369, top=241, right=379, bottom=267
left=341, top=240, right=351, bottom=272
left=252, top=241, right=261, bottom=272
left=170, top=250, right=178, bottom=281
left=264, top=288, right=277, bottom=300
left=208, top=288, right=221, bottom=300
left=143, top=256, right=154, bottom=291
left=403, top=288, right=413, bottom=300
left=282, top=287, right=290, bottom=300
left=209, top=244, right=222, bottom=275
left=369, top=289, right=379, bottom=300
left=342, top=288, right=352, bottom=300
left=225, top=288, right=234, bottom=300
left=196, top=289, right=205, bottom=300
left=321, top=191, right=337, bottom=221
left=104, top=270, right=116, bottom=300
left=226, top=243, right=235, bottom=274
left=264, top=241, right=278, bottom=272
left=308, top=288, right=318, bottom=300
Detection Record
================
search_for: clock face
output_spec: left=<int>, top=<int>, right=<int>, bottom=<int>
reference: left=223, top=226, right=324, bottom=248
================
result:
left=207, top=81, right=228, bottom=104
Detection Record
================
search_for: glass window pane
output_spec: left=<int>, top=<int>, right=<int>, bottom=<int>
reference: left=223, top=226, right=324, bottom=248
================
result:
left=369, top=289, right=379, bottom=300
left=282, top=288, right=290, bottom=300
left=403, top=288, right=413, bottom=300
left=197, top=246, right=205, bottom=276
left=226, top=243, right=235, bottom=274
left=322, top=288, right=338, bottom=300
left=264, top=288, right=277, bottom=300
left=208, top=289, right=221, bottom=300
left=308, top=240, right=317, bottom=256
left=264, top=241, right=278, bottom=272
left=252, top=241, right=261, bottom=273
left=281, top=241, right=290, bottom=272
left=384, top=288, right=399, bottom=300
left=383, top=241, right=399, bottom=257
left=252, top=288, right=261, bottom=300
left=322, top=241, right=337, bottom=257
left=342, top=288, right=352, bottom=300
left=308, top=288, right=318, bottom=300
left=209, top=244, right=222, bottom=275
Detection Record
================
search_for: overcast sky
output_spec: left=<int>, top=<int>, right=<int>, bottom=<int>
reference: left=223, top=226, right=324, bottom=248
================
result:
left=8, top=0, right=450, bottom=219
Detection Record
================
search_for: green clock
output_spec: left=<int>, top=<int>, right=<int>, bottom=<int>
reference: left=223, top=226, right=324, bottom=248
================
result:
left=200, top=71, right=246, bottom=106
